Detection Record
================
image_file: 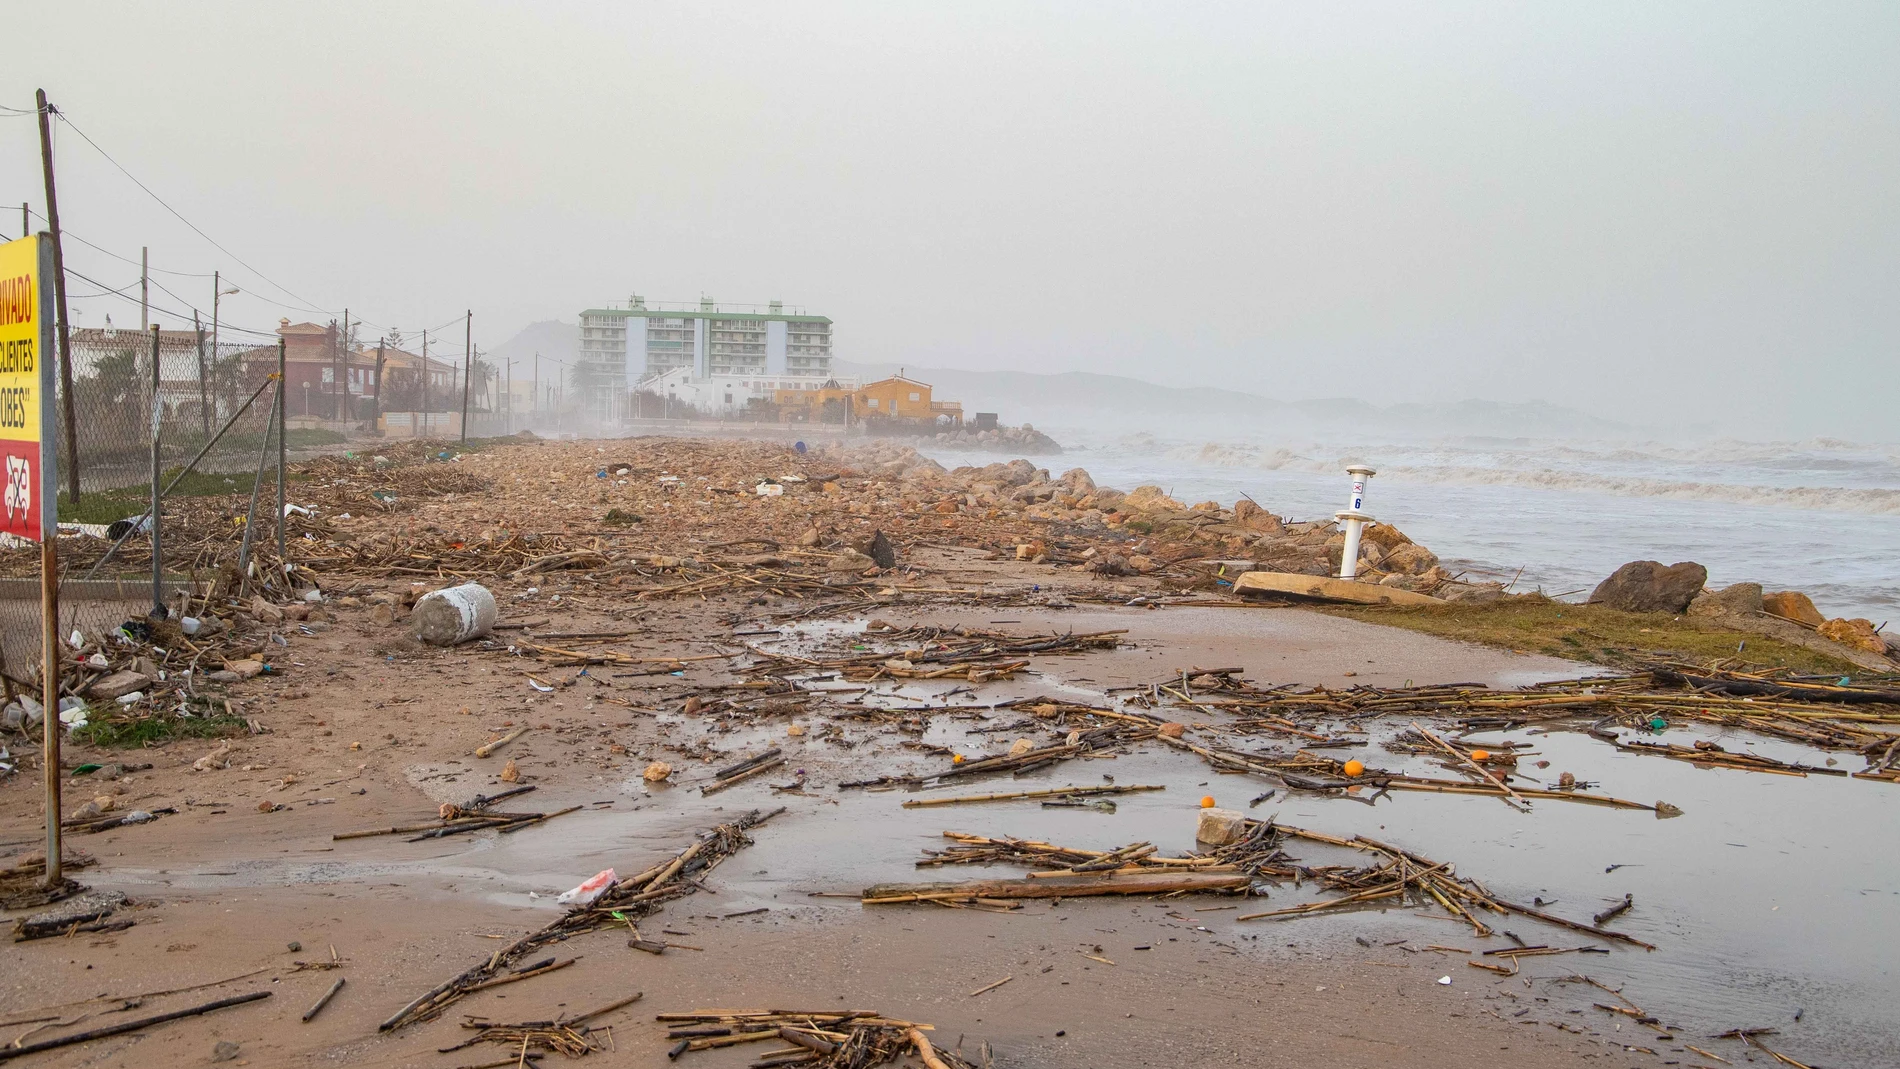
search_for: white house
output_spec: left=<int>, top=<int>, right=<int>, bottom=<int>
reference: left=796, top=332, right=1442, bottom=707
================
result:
left=639, top=368, right=860, bottom=416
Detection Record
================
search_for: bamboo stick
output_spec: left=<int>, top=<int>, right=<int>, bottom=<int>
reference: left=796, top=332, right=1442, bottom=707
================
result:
left=476, top=725, right=530, bottom=758
left=901, top=784, right=1163, bottom=808
left=1412, top=721, right=1529, bottom=810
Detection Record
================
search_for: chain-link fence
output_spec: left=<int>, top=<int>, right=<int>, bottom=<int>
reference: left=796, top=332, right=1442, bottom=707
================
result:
left=0, top=326, right=288, bottom=702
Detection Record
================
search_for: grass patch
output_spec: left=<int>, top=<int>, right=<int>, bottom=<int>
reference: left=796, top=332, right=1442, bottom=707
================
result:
left=73, top=711, right=249, bottom=748
left=57, top=466, right=311, bottom=524
left=1323, top=597, right=1861, bottom=674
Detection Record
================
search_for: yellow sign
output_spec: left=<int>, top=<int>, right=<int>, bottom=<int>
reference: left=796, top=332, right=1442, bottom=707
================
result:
left=0, top=235, right=50, bottom=540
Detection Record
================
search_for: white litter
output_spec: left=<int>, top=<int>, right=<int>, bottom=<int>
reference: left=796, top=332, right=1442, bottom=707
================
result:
left=555, top=868, right=617, bottom=908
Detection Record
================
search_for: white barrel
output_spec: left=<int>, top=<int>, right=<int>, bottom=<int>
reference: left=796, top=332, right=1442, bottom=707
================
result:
left=410, top=583, right=498, bottom=646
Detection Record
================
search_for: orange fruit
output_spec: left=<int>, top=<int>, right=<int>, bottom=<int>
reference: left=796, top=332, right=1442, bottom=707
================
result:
left=1199, top=796, right=1216, bottom=808
left=1343, top=759, right=1366, bottom=777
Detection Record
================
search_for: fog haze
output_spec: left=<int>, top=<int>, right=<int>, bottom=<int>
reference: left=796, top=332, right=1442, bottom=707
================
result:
left=7, top=2, right=1897, bottom=438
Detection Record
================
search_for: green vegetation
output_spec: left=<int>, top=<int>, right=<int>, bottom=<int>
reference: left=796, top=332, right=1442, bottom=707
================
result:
left=56, top=465, right=316, bottom=524
left=1324, top=597, right=1861, bottom=674
left=73, top=710, right=249, bottom=748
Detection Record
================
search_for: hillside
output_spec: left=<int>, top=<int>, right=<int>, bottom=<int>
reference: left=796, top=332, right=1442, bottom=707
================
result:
left=834, top=361, right=1632, bottom=439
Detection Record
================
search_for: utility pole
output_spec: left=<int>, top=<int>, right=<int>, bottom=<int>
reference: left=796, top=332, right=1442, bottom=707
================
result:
left=193, top=311, right=209, bottom=438
left=18, top=203, right=25, bottom=239
left=533, top=351, right=539, bottom=420
left=332, top=309, right=347, bottom=423
left=373, top=340, right=385, bottom=427
left=460, top=309, right=471, bottom=443
left=421, top=328, right=430, bottom=436
left=342, top=309, right=353, bottom=427
left=140, top=247, right=149, bottom=330
left=36, top=89, right=80, bottom=506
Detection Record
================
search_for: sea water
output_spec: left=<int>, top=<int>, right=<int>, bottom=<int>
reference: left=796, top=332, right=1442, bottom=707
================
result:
left=918, top=431, right=1900, bottom=622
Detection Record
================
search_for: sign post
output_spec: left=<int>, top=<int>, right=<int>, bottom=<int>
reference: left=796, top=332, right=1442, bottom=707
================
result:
left=2, top=234, right=62, bottom=886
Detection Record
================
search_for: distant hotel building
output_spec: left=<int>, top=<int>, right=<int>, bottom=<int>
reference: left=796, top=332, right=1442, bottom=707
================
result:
left=576, top=295, right=833, bottom=419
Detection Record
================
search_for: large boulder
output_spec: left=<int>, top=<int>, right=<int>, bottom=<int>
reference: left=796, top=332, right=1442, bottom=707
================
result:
left=1057, top=468, right=1096, bottom=495
left=1687, top=582, right=1764, bottom=618
left=1360, top=523, right=1415, bottom=552
left=1123, top=485, right=1185, bottom=512
left=1818, top=618, right=1888, bottom=655
left=1588, top=560, right=1707, bottom=613
left=1762, top=590, right=1826, bottom=627
left=1000, top=459, right=1041, bottom=487
left=1382, top=543, right=1440, bottom=576
left=1231, top=499, right=1285, bottom=535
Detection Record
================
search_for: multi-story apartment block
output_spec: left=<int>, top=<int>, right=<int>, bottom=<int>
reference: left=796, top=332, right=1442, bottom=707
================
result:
left=575, top=295, right=834, bottom=420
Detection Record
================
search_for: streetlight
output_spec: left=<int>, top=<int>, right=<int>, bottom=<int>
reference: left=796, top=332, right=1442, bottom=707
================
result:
left=302, top=380, right=311, bottom=416
left=212, top=276, right=240, bottom=413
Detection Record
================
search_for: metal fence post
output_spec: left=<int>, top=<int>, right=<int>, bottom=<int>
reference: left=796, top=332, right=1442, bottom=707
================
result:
left=236, top=375, right=279, bottom=585
left=149, top=325, right=163, bottom=618
left=276, top=339, right=286, bottom=580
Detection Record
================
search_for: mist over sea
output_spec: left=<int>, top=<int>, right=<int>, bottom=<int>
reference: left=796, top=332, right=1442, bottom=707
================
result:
left=916, top=430, right=1900, bottom=624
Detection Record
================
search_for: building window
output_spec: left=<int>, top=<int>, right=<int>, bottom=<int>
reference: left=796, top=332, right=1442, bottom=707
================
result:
left=867, top=398, right=879, bottom=409
left=908, top=391, right=921, bottom=402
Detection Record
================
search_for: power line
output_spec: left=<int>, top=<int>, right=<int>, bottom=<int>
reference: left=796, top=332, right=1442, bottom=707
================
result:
left=51, top=106, right=355, bottom=325
left=20, top=208, right=217, bottom=277
left=23, top=105, right=476, bottom=345
left=63, top=266, right=281, bottom=338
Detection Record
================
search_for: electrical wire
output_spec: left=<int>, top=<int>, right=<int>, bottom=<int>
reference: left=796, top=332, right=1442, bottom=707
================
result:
left=52, top=106, right=363, bottom=326
left=21, top=208, right=216, bottom=278
left=21, top=110, right=477, bottom=343
left=63, top=266, right=281, bottom=338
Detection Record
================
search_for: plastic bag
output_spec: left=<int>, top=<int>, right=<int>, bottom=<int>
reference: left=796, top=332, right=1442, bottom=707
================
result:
left=555, top=868, right=617, bottom=908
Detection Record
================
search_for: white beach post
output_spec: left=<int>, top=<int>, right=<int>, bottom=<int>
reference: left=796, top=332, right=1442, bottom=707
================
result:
left=1335, top=465, right=1377, bottom=580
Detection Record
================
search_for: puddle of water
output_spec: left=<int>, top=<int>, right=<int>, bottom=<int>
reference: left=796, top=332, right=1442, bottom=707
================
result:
left=93, top=608, right=1896, bottom=1065
left=508, top=699, right=1900, bottom=1064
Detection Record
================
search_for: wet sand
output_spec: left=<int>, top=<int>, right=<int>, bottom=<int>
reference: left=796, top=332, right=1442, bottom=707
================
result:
left=1, top=551, right=1884, bottom=1067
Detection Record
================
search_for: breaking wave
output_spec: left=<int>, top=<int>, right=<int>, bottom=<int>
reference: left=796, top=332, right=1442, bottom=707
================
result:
left=1376, top=467, right=1900, bottom=514
left=1155, top=442, right=1900, bottom=514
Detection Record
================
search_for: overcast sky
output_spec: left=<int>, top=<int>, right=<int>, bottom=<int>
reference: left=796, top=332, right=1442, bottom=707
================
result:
left=7, top=3, right=1897, bottom=437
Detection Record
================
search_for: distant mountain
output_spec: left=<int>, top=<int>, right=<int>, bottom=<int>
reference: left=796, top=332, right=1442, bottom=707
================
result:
left=835, top=361, right=1633, bottom=439
left=488, top=320, right=579, bottom=369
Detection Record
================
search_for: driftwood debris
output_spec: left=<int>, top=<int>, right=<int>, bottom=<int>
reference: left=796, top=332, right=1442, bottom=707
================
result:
left=441, top=992, right=644, bottom=1059
left=657, top=1009, right=981, bottom=1069
left=862, top=871, right=1248, bottom=904
left=703, top=749, right=786, bottom=795
left=302, top=977, right=346, bottom=1023
left=0, top=991, right=271, bottom=1063
left=382, top=809, right=781, bottom=1031
left=1247, top=823, right=1658, bottom=950
left=901, top=784, right=1163, bottom=808
left=333, top=785, right=577, bottom=842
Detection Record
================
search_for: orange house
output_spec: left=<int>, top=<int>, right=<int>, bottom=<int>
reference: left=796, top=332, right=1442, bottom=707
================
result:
left=852, top=374, right=962, bottom=425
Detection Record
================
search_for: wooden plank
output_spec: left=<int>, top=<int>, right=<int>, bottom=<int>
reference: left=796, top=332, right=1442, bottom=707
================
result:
left=1231, top=571, right=1443, bottom=607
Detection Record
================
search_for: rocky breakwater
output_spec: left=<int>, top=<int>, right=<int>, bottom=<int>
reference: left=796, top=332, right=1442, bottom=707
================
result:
left=829, top=440, right=1503, bottom=601
left=1590, top=561, right=1895, bottom=669
left=921, top=423, right=1063, bottom=455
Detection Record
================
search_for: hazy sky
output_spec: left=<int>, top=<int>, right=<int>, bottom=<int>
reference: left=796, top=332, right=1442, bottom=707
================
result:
left=7, top=3, right=1898, bottom=437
